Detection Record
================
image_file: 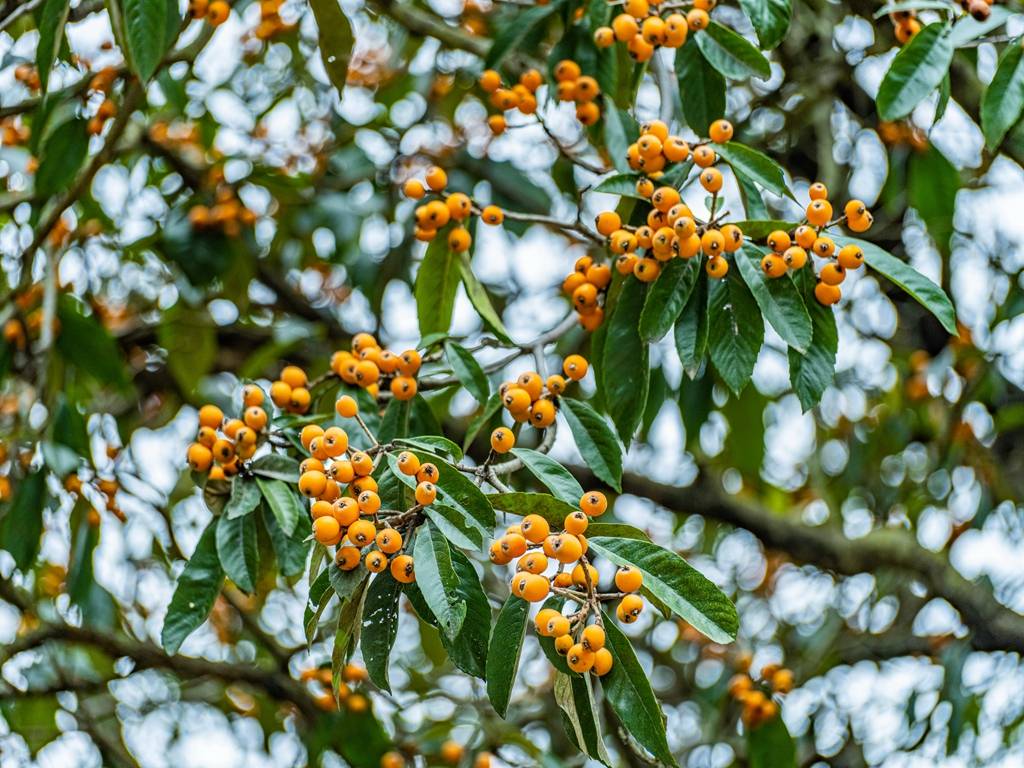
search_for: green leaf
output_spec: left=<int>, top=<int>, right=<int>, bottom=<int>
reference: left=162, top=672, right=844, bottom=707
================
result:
left=738, top=0, right=791, bottom=49
left=675, top=272, right=710, bottom=379
left=67, top=500, right=98, bottom=610
left=394, top=436, right=464, bottom=462
left=35, top=0, right=71, bottom=93
left=255, top=477, right=305, bottom=536
left=486, top=491, right=577, bottom=525
left=876, top=22, right=954, bottom=121
left=412, top=522, right=467, bottom=639
left=225, top=477, right=262, bottom=519
left=51, top=397, right=89, bottom=455
left=735, top=245, right=812, bottom=353
left=599, top=616, right=677, bottom=767
left=748, top=716, right=797, bottom=768
left=559, top=397, right=623, bottom=492
left=36, top=117, right=88, bottom=201
left=833, top=235, right=957, bottom=334
left=555, top=672, right=612, bottom=765
left=122, top=0, right=169, bottom=81
left=588, top=522, right=651, bottom=540
left=0, top=471, right=47, bottom=571
left=486, top=595, right=530, bottom=716
left=444, top=341, right=490, bottom=403
left=250, top=453, right=300, bottom=483
left=161, top=521, right=224, bottom=654
left=907, top=145, right=959, bottom=255
left=787, top=267, right=838, bottom=411
left=639, top=257, right=701, bottom=342
left=695, top=21, right=771, bottom=80
left=511, top=447, right=584, bottom=507
left=332, top=577, right=369, bottom=679
left=714, top=142, right=792, bottom=201
left=593, top=173, right=648, bottom=199
left=949, top=5, right=1011, bottom=47
left=708, top=267, right=763, bottom=395
left=261, top=502, right=309, bottom=577
left=589, top=537, right=738, bottom=642
left=731, top=220, right=801, bottom=240
left=602, top=277, right=649, bottom=442
left=0, top=696, right=60, bottom=755
left=361, top=572, right=403, bottom=693
left=458, top=252, right=513, bottom=343
left=677, top=39, right=726, bottom=135
left=56, top=296, right=128, bottom=386
left=485, top=0, right=563, bottom=67
left=602, top=96, right=638, bottom=173
left=216, top=511, right=259, bottom=594
left=464, top=392, right=503, bottom=451
left=156, top=304, right=218, bottom=394
left=415, top=237, right=460, bottom=337
left=309, top=0, right=354, bottom=92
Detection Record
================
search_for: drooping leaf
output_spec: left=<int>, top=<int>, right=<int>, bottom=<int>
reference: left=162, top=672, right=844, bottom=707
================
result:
left=695, top=21, right=771, bottom=80
left=981, top=39, right=1024, bottom=149
left=309, top=0, right=354, bottom=92
left=677, top=39, right=726, bottom=135
left=35, top=117, right=88, bottom=201
left=876, top=22, right=954, bottom=121
left=675, top=272, right=710, bottom=379
left=735, top=245, right=812, bottom=353
left=714, top=142, right=793, bottom=201
left=708, top=268, right=764, bottom=395
left=161, top=521, right=224, bottom=654
left=412, top=522, right=467, bottom=639
left=444, top=341, right=490, bottom=403
left=360, top=572, right=404, bottom=692
left=601, top=277, right=649, bottom=442
left=639, top=257, right=701, bottom=342
left=35, top=0, right=71, bottom=93
left=748, top=716, right=797, bottom=768
left=486, top=595, right=530, bottom=716
left=0, top=471, right=48, bottom=571
left=511, top=447, right=584, bottom=507
left=415, top=237, right=460, bottom=337
left=738, top=0, right=791, bottom=49
left=122, top=0, right=169, bottom=81
left=602, top=95, right=638, bottom=173
left=555, top=672, right=613, bottom=765
left=458, top=252, right=513, bottom=343
left=261, top=502, right=309, bottom=578
left=56, top=296, right=129, bottom=387
left=255, top=477, right=305, bottom=536
left=216, top=511, right=259, bottom=594
left=833, top=235, right=957, bottom=333
left=225, top=477, right=262, bottom=519
left=559, top=397, right=623, bottom=491
left=589, top=537, right=738, bottom=642
left=787, top=267, right=838, bottom=410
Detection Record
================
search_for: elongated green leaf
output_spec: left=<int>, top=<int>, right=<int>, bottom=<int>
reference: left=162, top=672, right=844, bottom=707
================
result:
left=708, top=268, right=763, bottom=395
left=255, top=477, right=305, bottom=536
left=361, top=572, right=403, bottom=692
left=123, top=0, right=168, bottom=81
left=639, top=257, right=701, bottom=342
left=485, top=0, right=563, bottom=66
left=949, top=5, right=1011, bottom=48
left=332, top=577, right=369, bottom=683
left=877, top=22, right=954, bottom=121
left=907, top=145, right=959, bottom=255
left=261, top=503, right=309, bottom=577
left=981, top=40, right=1024, bottom=149
left=310, top=0, right=354, bottom=92
left=486, top=491, right=577, bottom=525
left=787, top=267, right=838, bottom=411
left=56, top=296, right=129, bottom=387
left=833, top=235, right=957, bottom=333
left=0, top=471, right=47, bottom=570
left=250, top=453, right=300, bottom=483
left=589, top=537, right=737, bottom=642
left=486, top=595, right=530, bottom=716
left=226, top=477, right=262, bottom=519
left=464, top=392, right=503, bottom=451
left=603, top=95, right=638, bottom=173
left=445, top=341, right=490, bottom=403
left=412, top=522, right=467, bottom=639
left=600, top=616, right=677, bottom=767
left=458, top=252, right=513, bottom=343
left=714, top=142, right=792, bottom=201
left=511, top=447, right=584, bottom=507
left=560, top=397, right=623, bottom=491
left=695, top=21, right=771, bottom=80
left=395, top=436, right=464, bottom=462
left=735, top=246, right=812, bottom=353
left=731, top=220, right=801, bottom=240
left=156, top=304, right=217, bottom=394
left=67, top=500, right=97, bottom=610
left=51, top=397, right=89, bottom=455
left=415, top=238, right=460, bottom=337
left=36, top=0, right=71, bottom=94
left=593, top=173, right=648, bottom=199
left=749, top=716, right=797, bottom=768
left=678, top=39, right=726, bottom=135
left=738, top=0, right=791, bottom=49
left=555, top=672, right=612, bottom=765
left=161, top=522, right=224, bottom=654
left=216, top=512, right=258, bottom=593
left=675, top=272, right=709, bottom=379
left=602, top=277, right=649, bottom=442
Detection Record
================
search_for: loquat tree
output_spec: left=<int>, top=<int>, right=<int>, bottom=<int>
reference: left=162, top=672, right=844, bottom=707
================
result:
left=1, top=0, right=1024, bottom=766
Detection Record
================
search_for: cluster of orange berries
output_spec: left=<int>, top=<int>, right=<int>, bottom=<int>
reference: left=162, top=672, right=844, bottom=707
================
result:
left=625, top=117, right=722, bottom=177
left=188, top=186, right=258, bottom=238
left=477, top=67, right=543, bottom=133
left=759, top=183, right=873, bottom=305
left=490, top=491, right=646, bottom=675
left=550, top=59, right=603, bottom=126
left=593, top=0, right=717, bottom=62
left=495, top=355, right=589, bottom=429
left=186, top=387, right=270, bottom=478
left=561, top=254, right=612, bottom=330
left=380, top=741, right=489, bottom=768
left=329, top=333, right=422, bottom=401
left=727, top=660, right=793, bottom=728
left=301, top=661, right=372, bottom=712
left=187, top=0, right=231, bottom=26
left=402, top=166, right=504, bottom=248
